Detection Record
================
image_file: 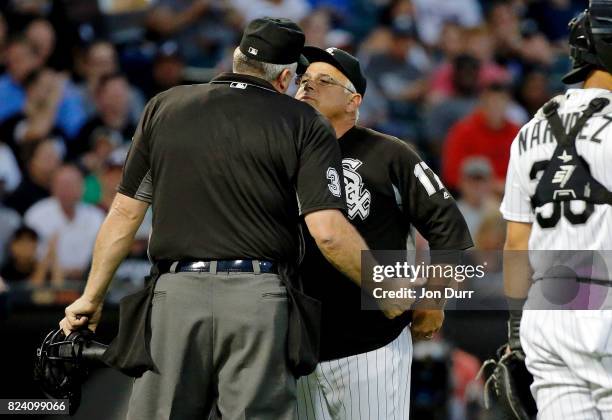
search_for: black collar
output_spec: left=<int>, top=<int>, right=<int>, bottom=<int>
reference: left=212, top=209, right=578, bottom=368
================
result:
left=211, top=73, right=278, bottom=93
left=339, top=125, right=359, bottom=142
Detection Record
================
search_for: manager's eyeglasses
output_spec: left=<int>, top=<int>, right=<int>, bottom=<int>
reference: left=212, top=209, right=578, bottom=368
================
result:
left=295, top=73, right=356, bottom=94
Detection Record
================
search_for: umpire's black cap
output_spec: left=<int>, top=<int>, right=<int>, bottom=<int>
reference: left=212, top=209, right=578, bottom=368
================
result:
left=301, top=46, right=367, bottom=96
left=239, top=17, right=308, bottom=67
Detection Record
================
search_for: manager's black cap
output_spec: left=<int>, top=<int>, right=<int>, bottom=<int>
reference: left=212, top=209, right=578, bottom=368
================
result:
left=239, top=17, right=308, bottom=67
left=302, top=46, right=367, bottom=96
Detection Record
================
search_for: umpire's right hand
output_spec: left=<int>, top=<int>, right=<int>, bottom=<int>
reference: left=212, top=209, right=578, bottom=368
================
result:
left=60, top=296, right=103, bottom=335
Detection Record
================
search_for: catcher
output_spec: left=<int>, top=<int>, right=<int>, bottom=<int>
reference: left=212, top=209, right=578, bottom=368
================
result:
left=492, top=1, right=612, bottom=419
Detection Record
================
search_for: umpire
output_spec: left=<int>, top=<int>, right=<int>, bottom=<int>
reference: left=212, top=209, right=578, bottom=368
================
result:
left=58, top=18, right=377, bottom=420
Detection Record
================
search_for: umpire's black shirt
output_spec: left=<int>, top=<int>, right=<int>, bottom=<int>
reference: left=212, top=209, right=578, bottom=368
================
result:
left=118, top=73, right=345, bottom=262
left=301, top=126, right=473, bottom=361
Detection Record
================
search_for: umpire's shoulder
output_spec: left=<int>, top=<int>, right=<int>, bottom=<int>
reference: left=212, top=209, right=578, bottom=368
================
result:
left=140, top=84, right=203, bottom=115
left=279, top=93, right=325, bottom=119
left=154, top=83, right=209, bottom=105
left=286, top=98, right=336, bottom=135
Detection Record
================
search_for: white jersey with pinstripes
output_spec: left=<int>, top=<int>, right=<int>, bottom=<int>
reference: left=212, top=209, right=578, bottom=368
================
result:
left=297, top=328, right=412, bottom=420
left=501, top=87, right=612, bottom=419
left=500, top=88, right=612, bottom=251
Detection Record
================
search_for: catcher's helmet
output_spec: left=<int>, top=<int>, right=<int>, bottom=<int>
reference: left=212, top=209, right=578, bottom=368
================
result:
left=564, top=0, right=612, bottom=84
left=34, top=329, right=108, bottom=415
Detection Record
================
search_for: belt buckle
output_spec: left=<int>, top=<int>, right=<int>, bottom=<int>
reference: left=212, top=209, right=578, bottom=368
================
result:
left=191, top=261, right=209, bottom=272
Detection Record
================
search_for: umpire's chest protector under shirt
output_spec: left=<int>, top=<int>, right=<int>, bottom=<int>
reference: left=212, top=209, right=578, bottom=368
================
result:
left=118, top=73, right=346, bottom=262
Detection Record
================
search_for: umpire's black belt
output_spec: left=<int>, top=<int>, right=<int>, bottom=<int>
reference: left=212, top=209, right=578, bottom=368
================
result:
left=160, top=259, right=278, bottom=274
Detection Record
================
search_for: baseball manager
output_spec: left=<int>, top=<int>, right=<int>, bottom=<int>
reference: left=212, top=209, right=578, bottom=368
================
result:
left=295, top=46, right=473, bottom=419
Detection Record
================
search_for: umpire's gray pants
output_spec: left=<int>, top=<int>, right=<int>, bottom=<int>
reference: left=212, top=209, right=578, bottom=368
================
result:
left=126, top=271, right=296, bottom=420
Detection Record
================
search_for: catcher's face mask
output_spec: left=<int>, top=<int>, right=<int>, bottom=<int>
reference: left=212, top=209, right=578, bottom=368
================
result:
left=34, top=329, right=107, bottom=415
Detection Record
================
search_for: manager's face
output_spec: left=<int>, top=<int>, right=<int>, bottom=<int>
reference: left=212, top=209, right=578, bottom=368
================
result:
left=295, top=62, right=356, bottom=121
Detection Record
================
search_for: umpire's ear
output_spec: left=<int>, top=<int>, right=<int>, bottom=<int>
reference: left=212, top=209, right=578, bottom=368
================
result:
left=276, top=68, right=294, bottom=94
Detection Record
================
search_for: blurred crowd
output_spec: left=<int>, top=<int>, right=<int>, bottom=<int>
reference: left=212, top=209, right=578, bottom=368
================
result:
left=0, top=0, right=584, bottom=289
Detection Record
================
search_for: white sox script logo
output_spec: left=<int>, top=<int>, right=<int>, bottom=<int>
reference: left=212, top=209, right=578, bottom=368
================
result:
left=343, top=158, right=371, bottom=220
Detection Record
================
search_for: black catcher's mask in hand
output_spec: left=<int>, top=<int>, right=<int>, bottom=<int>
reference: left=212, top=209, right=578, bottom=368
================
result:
left=34, top=329, right=108, bottom=415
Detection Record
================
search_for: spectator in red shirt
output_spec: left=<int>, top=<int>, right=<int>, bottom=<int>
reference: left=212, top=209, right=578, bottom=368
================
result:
left=442, top=80, right=519, bottom=193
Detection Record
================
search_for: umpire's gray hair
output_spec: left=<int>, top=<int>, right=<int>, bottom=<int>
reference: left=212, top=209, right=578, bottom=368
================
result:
left=232, top=48, right=298, bottom=83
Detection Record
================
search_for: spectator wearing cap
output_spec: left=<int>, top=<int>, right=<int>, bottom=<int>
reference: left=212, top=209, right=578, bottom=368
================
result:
left=365, top=18, right=429, bottom=139
left=4, top=139, right=61, bottom=215
left=24, top=165, right=104, bottom=281
left=0, top=36, right=86, bottom=139
left=70, top=73, right=136, bottom=162
left=76, top=41, right=145, bottom=123
left=442, top=80, right=520, bottom=193
left=455, top=157, right=499, bottom=238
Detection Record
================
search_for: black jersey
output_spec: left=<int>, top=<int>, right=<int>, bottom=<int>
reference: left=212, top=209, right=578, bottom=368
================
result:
left=119, top=73, right=346, bottom=263
left=301, top=126, right=473, bottom=361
